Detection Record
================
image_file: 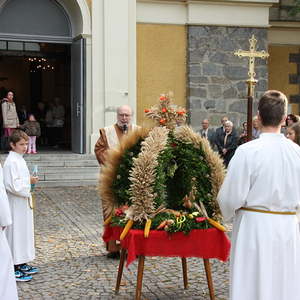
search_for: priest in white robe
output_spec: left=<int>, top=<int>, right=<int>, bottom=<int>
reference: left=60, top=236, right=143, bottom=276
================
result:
left=94, top=105, right=139, bottom=165
left=0, top=164, right=18, bottom=300
left=95, top=105, right=139, bottom=258
left=217, top=90, right=300, bottom=300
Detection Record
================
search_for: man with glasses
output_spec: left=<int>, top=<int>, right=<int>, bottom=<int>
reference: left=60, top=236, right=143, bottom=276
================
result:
left=94, top=105, right=138, bottom=164
left=198, top=119, right=215, bottom=148
left=94, top=105, right=139, bottom=258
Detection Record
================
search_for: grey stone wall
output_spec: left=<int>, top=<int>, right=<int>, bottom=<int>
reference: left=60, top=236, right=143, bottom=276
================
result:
left=187, top=26, right=268, bottom=131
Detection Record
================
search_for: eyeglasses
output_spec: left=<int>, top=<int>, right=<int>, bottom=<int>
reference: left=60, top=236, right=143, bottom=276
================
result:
left=118, top=114, right=131, bottom=118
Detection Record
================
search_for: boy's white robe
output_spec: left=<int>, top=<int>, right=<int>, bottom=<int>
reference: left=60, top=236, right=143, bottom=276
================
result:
left=0, top=165, right=18, bottom=300
left=217, top=133, right=300, bottom=300
left=4, top=151, right=35, bottom=265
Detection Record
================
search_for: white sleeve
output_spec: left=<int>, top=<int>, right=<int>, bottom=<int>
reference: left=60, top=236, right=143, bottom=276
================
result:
left=0, top=166, right=12, bottom=227
left=3, top=161, right=31, bottom=198
left=217, top=147, right=251, bottom=221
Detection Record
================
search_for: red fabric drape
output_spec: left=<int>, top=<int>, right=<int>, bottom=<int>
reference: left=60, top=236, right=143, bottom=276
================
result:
left=103, top=226, right=231, bottom=267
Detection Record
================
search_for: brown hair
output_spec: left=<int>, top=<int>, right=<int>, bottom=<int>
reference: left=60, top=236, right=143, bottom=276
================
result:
left=289, top=122, right=300, bottom=146
left=258, top=90, right=287, bottom=127
left=9, top=129, right=29, bottom=145
left=286, top=114, right=300, bottom=126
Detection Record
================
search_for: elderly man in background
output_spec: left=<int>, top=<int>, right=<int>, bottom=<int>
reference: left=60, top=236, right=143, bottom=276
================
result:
left=215, top=116, right=228, bottom=153
left=94, top=105, right=139, bottom=164
left=252, top=116, right=261, bottom=139
left=219, top=120, right=238, bottom=167
left=198, top=119, right=215, bottom=148
left=94, top=105, right=139, bottom=258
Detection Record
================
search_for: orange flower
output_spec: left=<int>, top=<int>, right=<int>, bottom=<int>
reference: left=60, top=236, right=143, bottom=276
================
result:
left=161, top=108, right=167, bottom=113
left=177, top=111, right=185, bottom=115
left=159, top=119, right=166, bottom=124
left=144, top=109, right=150, bottom=113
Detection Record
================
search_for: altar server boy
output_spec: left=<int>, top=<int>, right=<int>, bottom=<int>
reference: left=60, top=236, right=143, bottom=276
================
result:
left=0, top=162, right=18, bottom=298
left=4, top=130, right=39, bottom=281
left=218, top=90, right=300, bottom=300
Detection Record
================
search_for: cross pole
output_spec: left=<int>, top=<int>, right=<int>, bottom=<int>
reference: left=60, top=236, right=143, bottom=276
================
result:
left=234, top=35, right=269, bottom=141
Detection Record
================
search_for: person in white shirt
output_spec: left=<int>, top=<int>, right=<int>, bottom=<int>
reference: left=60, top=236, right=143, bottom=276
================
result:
left=4, top=130, right=39, bottom=282
left=217, top=90, right=300, bottom=300
left=0, top=163, right=18, bottom=299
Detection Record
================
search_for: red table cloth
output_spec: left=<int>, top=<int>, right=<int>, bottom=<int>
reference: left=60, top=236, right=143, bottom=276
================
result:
left=103, top=225, right=231, bottom=267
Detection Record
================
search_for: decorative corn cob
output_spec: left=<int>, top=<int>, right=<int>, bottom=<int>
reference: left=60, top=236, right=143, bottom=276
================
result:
left=207, top=218, right=227, bottom=232
left=103, top=215, right=112, bottom=226
left=144, top=219, right=152, bottom=238
left=120, top=219, right=134, bottom=240
left=197, top=201, right=227, bottom=232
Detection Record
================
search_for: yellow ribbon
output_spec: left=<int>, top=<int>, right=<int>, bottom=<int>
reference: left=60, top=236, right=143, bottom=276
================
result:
left=176, top=215, right=186, bottom=229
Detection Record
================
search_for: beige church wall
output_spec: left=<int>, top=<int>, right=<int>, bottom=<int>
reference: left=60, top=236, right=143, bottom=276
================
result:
left=268, top=45, right=300, bottom=114
left=136, top=23, right=187, bottom=126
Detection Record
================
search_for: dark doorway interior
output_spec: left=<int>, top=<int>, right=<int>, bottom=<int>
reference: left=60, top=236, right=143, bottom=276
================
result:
left=0, top=41, right=71, bottom=150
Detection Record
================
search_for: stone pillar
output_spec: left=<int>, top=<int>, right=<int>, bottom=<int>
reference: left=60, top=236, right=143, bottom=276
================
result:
left=90, top=0, right=136, bottom=150
left=187, top=26, right=268, bottom=131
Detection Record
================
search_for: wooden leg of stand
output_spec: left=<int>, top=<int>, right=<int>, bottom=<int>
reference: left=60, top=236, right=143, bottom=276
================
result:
left=203, top=258, right=215, bottom=300
left=181, top=257, right=188, bottom=289
left=115, top=248, right=126, bottom=294
left=135, top=255, right=145, bottom=300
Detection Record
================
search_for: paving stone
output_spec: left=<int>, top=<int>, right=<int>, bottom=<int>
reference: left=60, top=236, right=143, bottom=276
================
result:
left=17, top=186, right=230, bottom=300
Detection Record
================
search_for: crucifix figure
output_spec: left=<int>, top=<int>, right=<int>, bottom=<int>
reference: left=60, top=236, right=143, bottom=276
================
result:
left=234, top=34, right=269, bottom=141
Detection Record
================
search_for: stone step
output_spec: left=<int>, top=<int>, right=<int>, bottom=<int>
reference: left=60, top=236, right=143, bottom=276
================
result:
left=26, top=160, right=99, bottom=167
left=28, top=166, right=99, bottom=174
left=25, top=153, right=96, bottom=161
left=29, top=166, right=98, bottom=175
left=36, top=179, right=98, bottom=187
left=0, top=153, right=96, bottom=161
left=0, top=152, right=100, bottom=187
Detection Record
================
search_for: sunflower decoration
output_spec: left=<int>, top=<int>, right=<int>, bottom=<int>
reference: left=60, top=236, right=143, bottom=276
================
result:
left=100, top=92, right=226, bottom=239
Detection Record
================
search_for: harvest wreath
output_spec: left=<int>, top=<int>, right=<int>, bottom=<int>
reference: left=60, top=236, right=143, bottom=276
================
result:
left=100, top=93, right=226, bottom=239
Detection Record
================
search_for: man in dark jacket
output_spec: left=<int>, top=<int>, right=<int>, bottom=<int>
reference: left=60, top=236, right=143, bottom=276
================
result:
left=198, top=119, right=215, bottom=148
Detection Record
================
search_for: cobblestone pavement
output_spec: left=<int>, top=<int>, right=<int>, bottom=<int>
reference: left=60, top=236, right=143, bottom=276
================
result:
left=17, top=186, right=230, bottom=300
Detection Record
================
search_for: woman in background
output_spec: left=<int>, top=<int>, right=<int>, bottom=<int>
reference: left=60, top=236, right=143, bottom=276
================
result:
left=2, top=91, right=19, bottom=137
left=286, top=122, right=300, bottom=146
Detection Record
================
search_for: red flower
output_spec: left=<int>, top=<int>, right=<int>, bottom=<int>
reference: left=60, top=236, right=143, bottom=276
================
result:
left=177, top=111, right=185, bottom=115
left=144, top=109, right=150, bottom=113
left=171, top=143, right=177, bottom=148
left=115, top=208, right=124, bottom=216
left=159, top=119, right=166, bottom=124
left=195, top=217, right=206, bottom=223
left=121, top=205, right=129, bottom=211
left=162, top=108, right=167, bottom=113
left=160, top=96, right=167, bottom=101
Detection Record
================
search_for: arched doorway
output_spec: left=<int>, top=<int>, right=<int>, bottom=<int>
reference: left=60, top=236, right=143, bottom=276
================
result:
left=0, top=0, right=90, bottom=153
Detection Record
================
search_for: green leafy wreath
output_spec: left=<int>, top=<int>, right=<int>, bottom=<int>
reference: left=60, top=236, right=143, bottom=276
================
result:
left=99, top=93, right=225, bottom=235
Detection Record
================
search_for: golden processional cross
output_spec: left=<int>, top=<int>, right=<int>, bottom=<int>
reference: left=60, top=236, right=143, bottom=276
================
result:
left=234, top=34, right=269, bottom=141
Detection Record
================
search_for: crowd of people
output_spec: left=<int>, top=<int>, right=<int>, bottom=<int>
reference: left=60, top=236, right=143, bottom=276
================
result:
left=1, top=89, right=300, bottom=300
left=0, top=90, right=65, bottom=153
left=93, top=91, right=300, bottom=300
left=198, top=112, right=300, bottom=167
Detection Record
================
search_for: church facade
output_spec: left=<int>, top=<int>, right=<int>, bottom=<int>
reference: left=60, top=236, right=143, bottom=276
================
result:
left=0, top=0, right=299, bottom=154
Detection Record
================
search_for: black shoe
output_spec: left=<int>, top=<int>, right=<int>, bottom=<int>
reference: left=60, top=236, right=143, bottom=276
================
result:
left=106, top=251, right=120, bottom=259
